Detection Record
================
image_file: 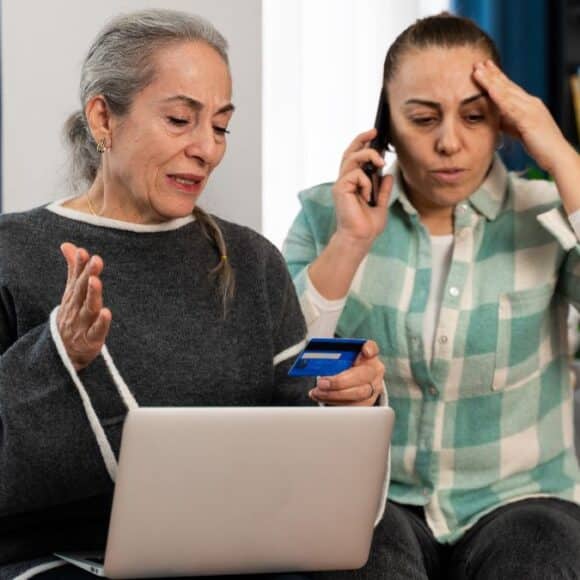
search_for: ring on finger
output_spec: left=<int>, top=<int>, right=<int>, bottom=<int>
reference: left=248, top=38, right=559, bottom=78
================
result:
left=368, top=382, right=376, bottom=399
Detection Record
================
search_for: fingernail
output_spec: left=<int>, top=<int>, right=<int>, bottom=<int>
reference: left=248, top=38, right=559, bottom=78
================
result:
left=317, top=378, right=331, bottom=390
left=308, top=389, right=315, bottom=399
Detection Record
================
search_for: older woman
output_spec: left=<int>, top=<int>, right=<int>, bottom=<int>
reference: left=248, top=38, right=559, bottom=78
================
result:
left=0, top=10, right=385, bottom=579
left=285, top=12, right=580, bottom=580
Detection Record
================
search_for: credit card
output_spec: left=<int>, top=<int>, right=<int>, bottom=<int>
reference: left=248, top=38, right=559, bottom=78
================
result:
left=288, top=338, right=366, bottom=377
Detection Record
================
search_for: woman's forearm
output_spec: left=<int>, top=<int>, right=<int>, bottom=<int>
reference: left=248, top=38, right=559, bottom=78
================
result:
left=549, top=144, right=580, bottom=216
left=308, top=232, right=371, bottom=300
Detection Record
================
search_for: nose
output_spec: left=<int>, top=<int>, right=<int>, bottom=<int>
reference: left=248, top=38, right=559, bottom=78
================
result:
left=184, top=122, right=219, bottom=167
left=435, top=118, right=461, bottom=156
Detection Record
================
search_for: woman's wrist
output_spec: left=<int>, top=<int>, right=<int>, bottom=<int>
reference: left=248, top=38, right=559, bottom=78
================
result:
left=331, top=229, right=375, bottom=260
left=549, top=144, right=580, bottom=215
left=544, top=140, right=578, bottom=180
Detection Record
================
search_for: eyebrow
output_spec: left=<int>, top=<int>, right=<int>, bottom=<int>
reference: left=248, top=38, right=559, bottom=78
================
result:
left=163, top=95, right=235, bottom=115
left=403, top=92, right=487, bottom=110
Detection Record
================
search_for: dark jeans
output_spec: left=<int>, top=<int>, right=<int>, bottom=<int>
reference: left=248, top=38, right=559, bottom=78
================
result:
left=29, top=498, right=580, bottom=579
left=38, top=570, right=308, bottom=579
left=311, top=497, right=580, bottom=579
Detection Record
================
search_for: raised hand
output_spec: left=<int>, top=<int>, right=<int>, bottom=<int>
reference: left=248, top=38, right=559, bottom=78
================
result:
left=473, top=60, right=569, bottom=174
left=57, top=242, right=112, bottom=371
left=333, top=128, right=394, bottom=249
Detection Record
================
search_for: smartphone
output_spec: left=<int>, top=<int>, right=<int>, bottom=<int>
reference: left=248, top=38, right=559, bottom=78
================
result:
left=288, top=337, right=366, bottom=377
left=362, top=88, right=390, bottom=207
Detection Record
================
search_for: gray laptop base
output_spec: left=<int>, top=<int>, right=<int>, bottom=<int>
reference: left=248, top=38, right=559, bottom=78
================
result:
left=55, top=406, right=393, bottom=578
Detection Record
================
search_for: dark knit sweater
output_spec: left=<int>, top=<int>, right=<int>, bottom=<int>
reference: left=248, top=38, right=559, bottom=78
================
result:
left=0, top=203, right=312, bottom=575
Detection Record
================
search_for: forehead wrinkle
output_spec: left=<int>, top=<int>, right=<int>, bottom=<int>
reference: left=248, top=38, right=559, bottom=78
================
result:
left=161, top=95, right=235, bottom=115
left=390, top=46, right=490, bottom=109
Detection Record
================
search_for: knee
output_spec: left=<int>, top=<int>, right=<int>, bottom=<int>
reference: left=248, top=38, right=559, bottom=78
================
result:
left=454, top=500, right=580, bottom=579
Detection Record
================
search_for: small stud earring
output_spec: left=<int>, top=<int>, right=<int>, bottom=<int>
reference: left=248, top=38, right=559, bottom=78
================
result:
left=96, top=138, right=108, bottom=154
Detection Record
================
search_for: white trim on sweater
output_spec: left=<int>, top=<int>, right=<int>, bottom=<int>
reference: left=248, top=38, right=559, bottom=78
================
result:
left=13, top=559, right=66, bottom=579
left=273, top=339, right=307, bottom=366
left=49, top=307, right=118, bottom=481
left=101, top=345, right=139, bottom=411
left=46, top=197, right=195, bottom=232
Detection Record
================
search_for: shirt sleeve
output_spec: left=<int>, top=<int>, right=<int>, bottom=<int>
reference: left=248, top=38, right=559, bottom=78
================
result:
left=303, top=273, right=346, bottom=338
left=537, top=206, right=580, bottom=310
left=283, top=184, right=347, bottom=337
left=568, top=209, right=580, bottom=239
left=0, top=289, right=130, bottom=518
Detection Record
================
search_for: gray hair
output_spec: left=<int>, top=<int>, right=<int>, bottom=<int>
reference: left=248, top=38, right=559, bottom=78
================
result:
left=64, top=9, right=235, bottom=315
left=65, top=8, right=228, bottom=188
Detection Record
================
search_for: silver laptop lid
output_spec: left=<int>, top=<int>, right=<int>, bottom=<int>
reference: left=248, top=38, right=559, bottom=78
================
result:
left=105, top=406, right=393, bottom=578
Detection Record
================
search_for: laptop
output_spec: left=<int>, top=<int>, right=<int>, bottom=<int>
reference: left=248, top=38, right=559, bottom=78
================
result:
left=55, top=406, right=394, bottom=578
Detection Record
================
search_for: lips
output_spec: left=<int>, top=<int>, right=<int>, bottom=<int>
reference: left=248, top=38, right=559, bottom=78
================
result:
left=166, top=173, right=205, bottom=193
left=430, top=168, right=466, bottom=183
left=168, top=173, right=204, bottom=185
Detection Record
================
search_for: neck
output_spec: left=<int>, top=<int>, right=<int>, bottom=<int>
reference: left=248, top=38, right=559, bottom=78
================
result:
left=84, top=177, right=165, bottom=225
left=405, top=191, right=454, bottom=235
left=420, top=213, right=454, bottom=235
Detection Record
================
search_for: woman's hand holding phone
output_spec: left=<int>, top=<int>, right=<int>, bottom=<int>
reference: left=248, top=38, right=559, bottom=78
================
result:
left=332, top=128, right=393, bottom=252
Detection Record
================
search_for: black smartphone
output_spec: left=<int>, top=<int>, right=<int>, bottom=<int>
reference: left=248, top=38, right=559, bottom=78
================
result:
left=362, top=88, right=390, bottom=206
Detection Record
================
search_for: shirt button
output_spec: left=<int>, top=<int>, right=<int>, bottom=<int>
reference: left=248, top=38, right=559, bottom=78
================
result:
left=449, top=286, right=460, bottom=297
left=422, top=488, right=430, bottom=497
left=429, top=386, right=438, bottom=396
left=438, top=335, right=448, bottom=344
left=458, top=203, right=468, bottom=213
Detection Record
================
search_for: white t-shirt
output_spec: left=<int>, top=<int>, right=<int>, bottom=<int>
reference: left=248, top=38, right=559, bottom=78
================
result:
left=303, top=209, right=580, bottom=357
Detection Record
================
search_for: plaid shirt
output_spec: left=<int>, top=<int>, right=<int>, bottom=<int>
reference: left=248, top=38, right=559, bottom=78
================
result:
left=283, top=157, right=580, bottom=542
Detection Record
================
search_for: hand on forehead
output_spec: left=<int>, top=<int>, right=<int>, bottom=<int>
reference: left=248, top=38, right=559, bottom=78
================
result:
left=387, top=46, right=494, bottom=110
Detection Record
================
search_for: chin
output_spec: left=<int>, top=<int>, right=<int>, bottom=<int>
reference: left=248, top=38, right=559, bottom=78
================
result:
left=155, top=194, right=203, bottom=220
left=430, top=185, right=473, bottom=207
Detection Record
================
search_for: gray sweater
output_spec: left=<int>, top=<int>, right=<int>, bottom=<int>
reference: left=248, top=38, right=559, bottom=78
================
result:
left=0, top=203, right=312, bottom=575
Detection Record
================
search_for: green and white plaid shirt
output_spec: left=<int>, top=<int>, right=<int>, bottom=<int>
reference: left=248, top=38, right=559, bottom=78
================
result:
left=283, top=157, right=580, bottom=543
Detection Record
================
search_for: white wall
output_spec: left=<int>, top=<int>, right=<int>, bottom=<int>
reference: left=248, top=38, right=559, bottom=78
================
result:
left=262, top=0, right=450, bottom=249
left=2, top=0, right=450, bottom=241
left=1, top=0, right=262, bottom=231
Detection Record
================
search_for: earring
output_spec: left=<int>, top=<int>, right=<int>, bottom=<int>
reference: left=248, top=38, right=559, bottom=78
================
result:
left=96, top=138, right=108, bottom=154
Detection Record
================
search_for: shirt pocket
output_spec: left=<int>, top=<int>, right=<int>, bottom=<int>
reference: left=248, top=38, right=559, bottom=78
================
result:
left=492, top=282, right=555, bottom=391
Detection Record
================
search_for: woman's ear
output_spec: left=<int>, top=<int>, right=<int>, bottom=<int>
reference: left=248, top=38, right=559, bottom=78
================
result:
left=85, top=95, right=112, bottom=149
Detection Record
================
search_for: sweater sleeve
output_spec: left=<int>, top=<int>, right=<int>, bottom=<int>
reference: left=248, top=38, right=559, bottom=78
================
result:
left=261, top=242, right=314, bottom=407
left=0, top=289, right=129, bottom=518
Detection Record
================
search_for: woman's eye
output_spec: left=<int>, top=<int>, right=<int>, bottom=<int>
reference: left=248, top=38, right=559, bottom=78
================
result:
left=167, top=116, right=189, bottom=126
left=411, top=117, right=437, bottom=126
left=465, top=114, right=485, bottom=124
left=213, top=126, right=231, bottom=136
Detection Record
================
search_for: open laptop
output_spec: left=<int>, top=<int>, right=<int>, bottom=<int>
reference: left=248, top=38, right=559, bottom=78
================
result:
left=55, top=406, right=394, bottom=578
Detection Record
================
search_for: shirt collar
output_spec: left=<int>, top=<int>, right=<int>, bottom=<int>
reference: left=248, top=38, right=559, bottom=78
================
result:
left=385, top=154, right=508, bottom=221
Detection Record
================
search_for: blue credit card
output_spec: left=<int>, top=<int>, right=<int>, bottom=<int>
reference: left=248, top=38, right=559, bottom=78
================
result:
left=288, top=337, right=366, bottom=377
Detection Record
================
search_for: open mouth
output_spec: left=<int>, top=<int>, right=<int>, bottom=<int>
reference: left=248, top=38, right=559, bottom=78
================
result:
left=167, top=174, right=205, bottom=192
left=168, top=174, right=203, bottom=185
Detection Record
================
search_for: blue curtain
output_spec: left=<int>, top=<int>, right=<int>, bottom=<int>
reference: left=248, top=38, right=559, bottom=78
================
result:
left=452, top=0, right=548, bottom=172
